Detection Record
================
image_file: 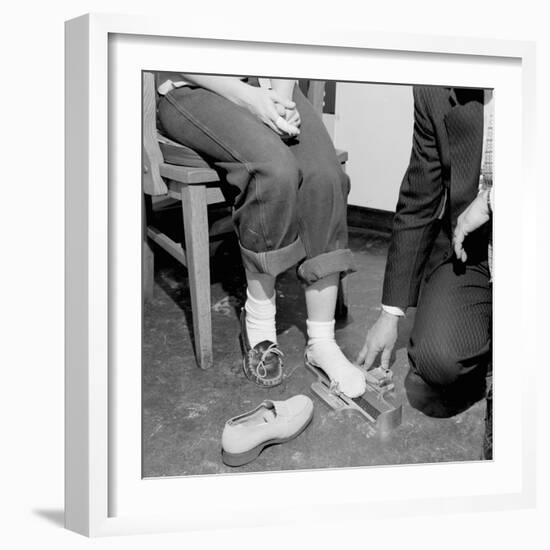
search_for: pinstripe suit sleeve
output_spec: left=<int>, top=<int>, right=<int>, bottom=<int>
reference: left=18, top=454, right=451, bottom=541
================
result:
left=381, top=87, right=446, bottom=310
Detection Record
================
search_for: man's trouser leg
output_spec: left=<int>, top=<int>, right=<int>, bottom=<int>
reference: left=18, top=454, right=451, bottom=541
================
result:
left=405, top=260, right=492, bottom=418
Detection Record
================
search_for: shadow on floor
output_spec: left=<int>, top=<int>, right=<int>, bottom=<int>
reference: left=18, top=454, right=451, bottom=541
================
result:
left=33, top=509, right=64, bottom=528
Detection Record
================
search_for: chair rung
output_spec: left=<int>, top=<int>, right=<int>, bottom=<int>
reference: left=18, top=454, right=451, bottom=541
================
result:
left=147, top=224, right=229, bottom=266
left=147, top=226, right=187, bottom=266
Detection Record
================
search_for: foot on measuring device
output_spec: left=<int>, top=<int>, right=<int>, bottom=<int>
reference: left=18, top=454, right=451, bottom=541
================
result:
left=304, top=341, right=366, bottom=398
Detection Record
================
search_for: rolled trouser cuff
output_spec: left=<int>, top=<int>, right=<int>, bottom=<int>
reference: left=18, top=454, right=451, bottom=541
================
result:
left=239, top=237, right=306, bottom=277
left=297, top=249, right=356, bottom=285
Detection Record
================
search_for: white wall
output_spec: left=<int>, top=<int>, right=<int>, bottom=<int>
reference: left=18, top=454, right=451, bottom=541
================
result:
left=333, top=82, right=414, bottom=211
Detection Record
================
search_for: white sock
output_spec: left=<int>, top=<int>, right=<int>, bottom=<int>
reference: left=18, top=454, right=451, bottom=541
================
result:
left=244, top=290, right=277, bottom=348
left=306, top=320, right=366, bottom=398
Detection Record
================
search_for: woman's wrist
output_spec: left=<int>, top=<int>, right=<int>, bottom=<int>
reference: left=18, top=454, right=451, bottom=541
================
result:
left=225, top=80, right=256, bottom=108
left=270, top=79, right=296, bottom=100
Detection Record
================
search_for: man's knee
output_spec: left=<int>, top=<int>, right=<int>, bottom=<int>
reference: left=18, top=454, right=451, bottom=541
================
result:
left=406, top=341, right=489, bottom=418
left=408, top=339, right=462, bottom=388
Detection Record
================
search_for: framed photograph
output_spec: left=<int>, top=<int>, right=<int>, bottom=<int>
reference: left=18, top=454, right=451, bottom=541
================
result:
left=65, top=13, right=537, bottom=536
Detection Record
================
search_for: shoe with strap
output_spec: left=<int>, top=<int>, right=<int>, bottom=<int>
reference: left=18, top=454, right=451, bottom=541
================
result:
left=240, top=308, right=284, bottom=387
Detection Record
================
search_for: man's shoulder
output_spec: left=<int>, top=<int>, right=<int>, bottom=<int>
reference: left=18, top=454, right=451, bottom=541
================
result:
left=413, top=86, right=452, bottom=108
left=412, top=86, right=455, bottom=125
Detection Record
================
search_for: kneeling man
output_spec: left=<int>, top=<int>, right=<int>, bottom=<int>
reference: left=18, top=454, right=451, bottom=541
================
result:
left=357, top=86, right=493, bottom=458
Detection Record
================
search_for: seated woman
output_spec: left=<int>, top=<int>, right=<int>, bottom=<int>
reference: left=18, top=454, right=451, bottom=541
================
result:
left=157, top=73, right=365, bottom=398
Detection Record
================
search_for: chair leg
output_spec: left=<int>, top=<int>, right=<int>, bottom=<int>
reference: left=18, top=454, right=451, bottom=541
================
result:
left=336, top=159, right=349, bottom=320
left=181, top=185, right=213, bottom=369
left=335, top=276, right=349, bottom=320
left=143, top=240, right=155, bottom=300
left=142, top=194, right=155, bottom=301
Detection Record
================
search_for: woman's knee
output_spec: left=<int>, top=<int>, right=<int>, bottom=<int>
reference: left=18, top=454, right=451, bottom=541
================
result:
left=255, top=155, right=302, bottom=200
left=302, top=162, right=349, bottom=201
left=338, top=168, right=351, bottom=197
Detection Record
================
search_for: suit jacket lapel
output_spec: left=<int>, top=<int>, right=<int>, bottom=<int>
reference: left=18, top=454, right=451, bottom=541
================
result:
left=444, top=90, right=484, bottom=223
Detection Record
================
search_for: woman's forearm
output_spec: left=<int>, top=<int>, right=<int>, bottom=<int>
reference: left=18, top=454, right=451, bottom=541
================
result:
left=180, top=74, right=253, bottom=106
left=180, top=74, right=297, bottom=135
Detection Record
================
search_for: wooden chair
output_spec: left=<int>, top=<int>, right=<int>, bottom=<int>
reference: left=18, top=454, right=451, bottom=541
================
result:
left=142, top=72, right=348, bottom=370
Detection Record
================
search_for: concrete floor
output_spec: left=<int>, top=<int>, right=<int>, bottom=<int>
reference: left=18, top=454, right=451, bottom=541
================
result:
left=143, top=223, right=486, bottom=478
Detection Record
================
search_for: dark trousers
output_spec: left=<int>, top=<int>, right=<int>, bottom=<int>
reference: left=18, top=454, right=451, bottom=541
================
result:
left=158, top=83, right=354, bottom=285
left=405, top=259, right=492, bottom=418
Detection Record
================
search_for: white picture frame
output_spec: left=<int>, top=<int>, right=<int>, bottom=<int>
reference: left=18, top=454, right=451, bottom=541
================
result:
left=65, top=12, right=537, bottom=537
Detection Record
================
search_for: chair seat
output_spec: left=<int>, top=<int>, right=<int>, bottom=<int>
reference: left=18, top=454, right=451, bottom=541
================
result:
left=158, top=134, right=212, bottom=168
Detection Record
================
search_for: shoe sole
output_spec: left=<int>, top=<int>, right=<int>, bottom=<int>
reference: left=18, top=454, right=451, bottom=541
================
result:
left=221, top=411, right=314, bottom=467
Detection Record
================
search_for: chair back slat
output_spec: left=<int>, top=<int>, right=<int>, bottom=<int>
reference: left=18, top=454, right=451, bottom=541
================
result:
left=306, top=80, right=326, bottom=116
left=142, top=72, right=168, bottom=195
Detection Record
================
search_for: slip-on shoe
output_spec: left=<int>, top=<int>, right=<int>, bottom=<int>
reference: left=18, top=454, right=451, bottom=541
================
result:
left=221, top=395, right=314, bottom=467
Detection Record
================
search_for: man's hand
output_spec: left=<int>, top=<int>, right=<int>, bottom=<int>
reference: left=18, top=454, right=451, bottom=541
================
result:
left=453, top=190, right=490, bottom=262
left=356, top=310, right=399, bottom=370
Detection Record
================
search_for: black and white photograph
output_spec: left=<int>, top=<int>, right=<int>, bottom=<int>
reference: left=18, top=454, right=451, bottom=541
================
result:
left=1, top=0, right=541, bottom=543
left=3, top=0, right=548, bottom=544
left=141, top=71, right=494, bottom=477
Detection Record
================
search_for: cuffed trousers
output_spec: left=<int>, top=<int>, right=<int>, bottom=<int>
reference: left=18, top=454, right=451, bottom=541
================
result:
left=158, top=80, right=354, bottom=284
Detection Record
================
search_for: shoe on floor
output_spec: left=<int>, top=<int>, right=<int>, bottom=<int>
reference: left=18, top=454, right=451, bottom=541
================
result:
left=221, top=395, right=314, bottom=467
left=240, top=308, right=284, bottom=387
